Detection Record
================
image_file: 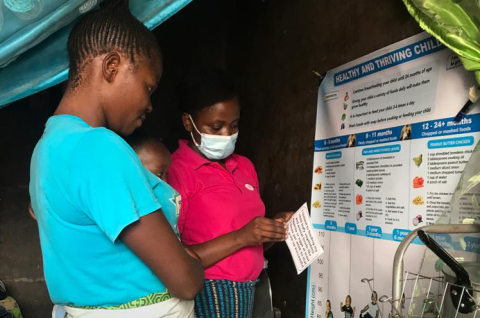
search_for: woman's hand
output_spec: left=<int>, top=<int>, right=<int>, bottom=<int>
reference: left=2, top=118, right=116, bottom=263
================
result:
left=272, top=212, right=294, bottom=241
left=28, top=203, right=37, bottom=221
left=262, top=212, right=295, bottom=251
left=238, top=216, right=287, bottom=246
left=272, top=212, right=295, bottom=224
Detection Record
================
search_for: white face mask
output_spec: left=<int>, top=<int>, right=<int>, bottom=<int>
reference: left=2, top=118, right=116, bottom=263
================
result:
left=189, top=115, right=238, bottom=160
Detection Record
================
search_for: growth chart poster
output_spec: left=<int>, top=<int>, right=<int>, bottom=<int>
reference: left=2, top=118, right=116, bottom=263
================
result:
left=306, top=32, right=480, bottom=318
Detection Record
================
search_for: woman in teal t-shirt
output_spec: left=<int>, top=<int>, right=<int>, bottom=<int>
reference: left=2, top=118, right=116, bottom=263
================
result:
left=52, top=134, right=187, bottom=317
left=29, top=1, right=203, bottom=317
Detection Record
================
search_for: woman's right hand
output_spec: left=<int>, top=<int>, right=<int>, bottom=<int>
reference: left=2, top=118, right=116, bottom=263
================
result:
left=237, top=216, right=287, bottom=246
left=28, top=203, right=37, bottom=221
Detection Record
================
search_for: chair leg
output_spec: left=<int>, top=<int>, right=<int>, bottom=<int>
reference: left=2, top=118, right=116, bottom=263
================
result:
left=273, top=307, right=281, bottom=318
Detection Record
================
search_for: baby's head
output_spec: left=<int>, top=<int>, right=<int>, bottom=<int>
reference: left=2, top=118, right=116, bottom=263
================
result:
left=126, top=132, right=171, bottom=182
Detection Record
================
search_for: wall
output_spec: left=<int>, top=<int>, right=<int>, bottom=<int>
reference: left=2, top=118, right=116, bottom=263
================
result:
left=227, top=1, right=421, bottom=317
left=146, top=0, right=235, bottom=152
left=0, top=0, right=423, bottom=317
left=0, top=89, right=61, bottom=317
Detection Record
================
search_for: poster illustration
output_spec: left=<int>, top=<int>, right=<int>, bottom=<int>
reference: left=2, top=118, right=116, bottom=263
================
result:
left=306, top=32, right=480, bottom=318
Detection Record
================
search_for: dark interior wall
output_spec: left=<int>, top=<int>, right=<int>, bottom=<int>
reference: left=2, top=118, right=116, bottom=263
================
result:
left=227, top=1, right=421, bottom=317
left=0, top=89, right=61, bottom=318
left=0, top=1, right=422, bottom=317
left=146, top=0, right=236, bottom=152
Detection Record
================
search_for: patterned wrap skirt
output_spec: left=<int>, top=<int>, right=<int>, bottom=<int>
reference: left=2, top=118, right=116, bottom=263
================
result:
left=194, top=279, right=258, bottom=318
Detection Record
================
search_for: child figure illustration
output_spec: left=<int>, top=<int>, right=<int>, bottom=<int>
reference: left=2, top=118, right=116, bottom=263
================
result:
left=360, top=291, right=379, bottom=318
left=326, top=299, right=334, bottom=318
left=340, top=295, right=355, bottom=318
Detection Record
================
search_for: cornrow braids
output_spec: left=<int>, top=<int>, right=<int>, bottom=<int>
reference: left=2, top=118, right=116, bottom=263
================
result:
left=67, top=0, right=161, bottom=89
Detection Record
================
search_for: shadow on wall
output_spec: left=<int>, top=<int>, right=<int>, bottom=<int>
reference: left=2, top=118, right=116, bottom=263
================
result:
left=0, top=87, right=61, bottom=317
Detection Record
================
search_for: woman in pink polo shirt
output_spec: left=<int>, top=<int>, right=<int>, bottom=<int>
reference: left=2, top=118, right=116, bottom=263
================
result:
left=168, top=70, right=293, bottom=318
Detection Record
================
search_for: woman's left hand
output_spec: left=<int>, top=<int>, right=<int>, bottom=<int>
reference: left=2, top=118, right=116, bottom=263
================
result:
left=272, top=212, right=295, bottom=224
left=263, top=212, right=295, bottom=251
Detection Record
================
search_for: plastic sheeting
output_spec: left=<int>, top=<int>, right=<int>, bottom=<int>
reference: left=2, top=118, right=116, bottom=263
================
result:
left=402, top=0, right=480, bottom=85
left=0, top=0, right=192, bottom=108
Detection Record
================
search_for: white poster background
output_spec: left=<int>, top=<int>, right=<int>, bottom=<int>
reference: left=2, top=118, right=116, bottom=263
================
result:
left=286, top=203, right=324, bottom=274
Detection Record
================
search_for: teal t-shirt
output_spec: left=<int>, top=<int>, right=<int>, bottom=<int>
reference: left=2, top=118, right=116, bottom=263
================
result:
left=29, top=115, right=179, bottom=306
left=154, top=181, right=181, bottom=238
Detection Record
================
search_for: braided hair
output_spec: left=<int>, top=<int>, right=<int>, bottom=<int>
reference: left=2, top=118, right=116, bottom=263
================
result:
left=67, top=0, right=161, bottom=88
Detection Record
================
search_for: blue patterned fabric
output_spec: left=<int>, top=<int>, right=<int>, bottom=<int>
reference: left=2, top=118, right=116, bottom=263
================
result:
left=194, top=279, right=258, bottom=318
left=0, top=0, right=192, bottom=109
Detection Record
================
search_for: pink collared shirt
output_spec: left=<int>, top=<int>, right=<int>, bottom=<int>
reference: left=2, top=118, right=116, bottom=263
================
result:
left=168, top=140, right=265, bottom=282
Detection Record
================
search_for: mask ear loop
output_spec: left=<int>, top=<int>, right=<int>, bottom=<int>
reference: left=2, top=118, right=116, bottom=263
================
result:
left=188, top=114, right=202, bottom=146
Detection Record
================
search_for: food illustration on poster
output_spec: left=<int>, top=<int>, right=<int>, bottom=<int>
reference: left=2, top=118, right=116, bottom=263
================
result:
left=306, top=32, right=480, bottom=318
